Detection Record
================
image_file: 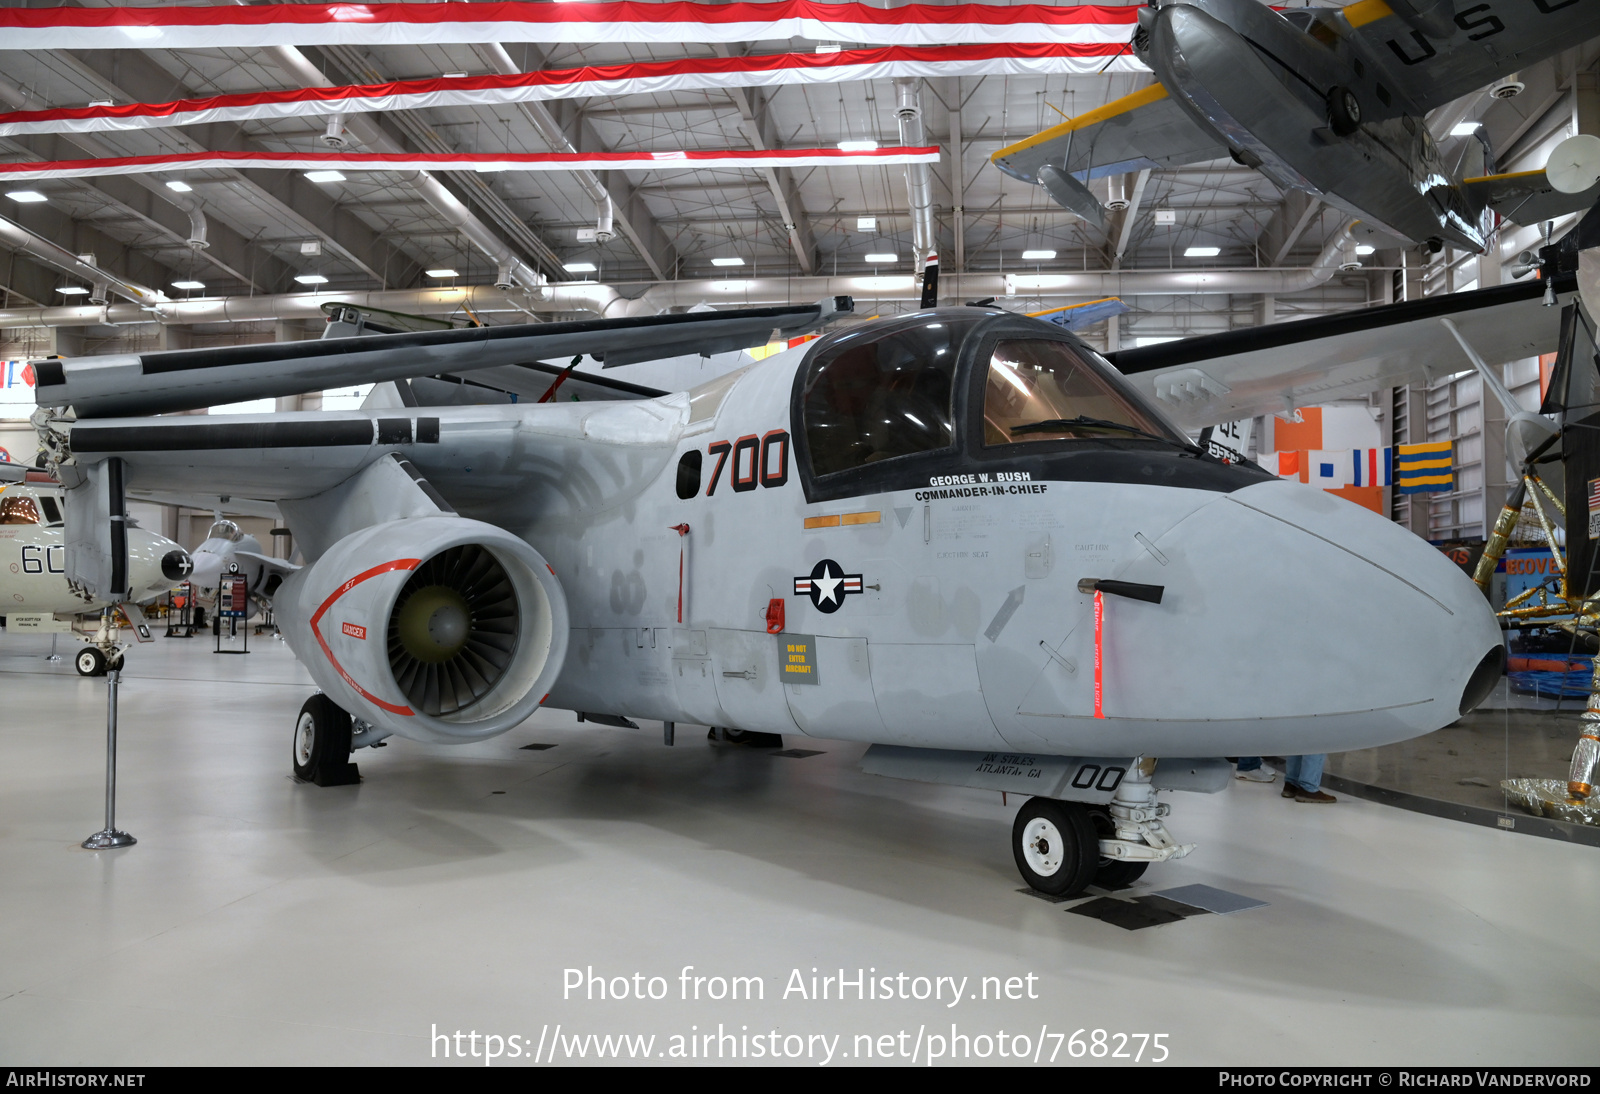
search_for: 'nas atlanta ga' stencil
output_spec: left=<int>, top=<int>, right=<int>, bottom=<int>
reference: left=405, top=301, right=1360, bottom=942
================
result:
left=794, top=558, right=863, bottom=614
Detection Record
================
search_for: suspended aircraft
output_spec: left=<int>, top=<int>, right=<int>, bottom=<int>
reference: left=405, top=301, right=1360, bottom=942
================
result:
left=992, top=0, right=1600, bottom=254
left=32, top=283, right=1556, bottom=897
left=0, top=477, right=191, bottom=674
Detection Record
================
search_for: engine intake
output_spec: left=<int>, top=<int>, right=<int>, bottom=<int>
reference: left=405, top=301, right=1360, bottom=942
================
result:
left=389, top=543, right=520, bottom=717
left=279, top=516, right=568, bottom=744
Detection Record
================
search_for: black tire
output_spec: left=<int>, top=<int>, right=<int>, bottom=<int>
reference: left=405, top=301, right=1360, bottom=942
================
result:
left=1327, top=85, right=1361, bottom=136
left=106, top=651, right=124, bottom=673
left=1012, top=798, right=1098, bottom=897
left=75, top=647, right=106, bottom=677
left=293, top=694, right=359, bottom=786
left=1086, top=808, right=1148, bottom=889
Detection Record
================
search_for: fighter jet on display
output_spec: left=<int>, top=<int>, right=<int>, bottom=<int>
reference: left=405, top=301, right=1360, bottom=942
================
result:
left=31, top=291, right=1538, bottom=896
left=0, top=478, right=191, bottom=674
left=993, top=0, right=1600, bottom=253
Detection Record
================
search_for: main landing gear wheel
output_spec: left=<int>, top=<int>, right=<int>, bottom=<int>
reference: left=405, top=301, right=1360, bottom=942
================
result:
left=293, top=694, right=361, bottom=787
left=1327, top=85, right=1361, bottom=136
left=1012, top=797, right=1098, bottom=897
left=75, top=647, right=105, bottom=677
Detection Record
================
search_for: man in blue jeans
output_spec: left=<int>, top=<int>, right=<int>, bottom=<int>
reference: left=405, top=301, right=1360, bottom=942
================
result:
left=1281, top=755, right=1336, bottom=803
left=1235, top=756, right=1336, bottom=802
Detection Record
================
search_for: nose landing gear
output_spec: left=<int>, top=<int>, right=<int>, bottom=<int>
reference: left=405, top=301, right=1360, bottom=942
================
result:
left=1011, top=760, right=1194, bottom=897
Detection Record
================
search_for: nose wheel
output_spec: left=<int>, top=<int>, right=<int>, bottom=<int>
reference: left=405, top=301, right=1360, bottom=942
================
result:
left=1012, top=798, right=1098, bottom=896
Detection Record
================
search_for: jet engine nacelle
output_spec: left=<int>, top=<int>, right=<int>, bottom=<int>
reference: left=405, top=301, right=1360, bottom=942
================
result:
left=277, top=516, right=568, bottom=745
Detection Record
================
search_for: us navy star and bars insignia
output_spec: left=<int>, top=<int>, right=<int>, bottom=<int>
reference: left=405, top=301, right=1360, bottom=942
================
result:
left=794, top=558, right=862, bottom=614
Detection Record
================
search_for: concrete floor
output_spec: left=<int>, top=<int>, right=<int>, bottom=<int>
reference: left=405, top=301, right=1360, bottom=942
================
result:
left=2, top=632, right=1598, bottom=1067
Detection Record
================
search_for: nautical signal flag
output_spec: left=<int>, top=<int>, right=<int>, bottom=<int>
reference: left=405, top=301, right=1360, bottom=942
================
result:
left=0, top=361, right=35, bottom=389
left=1397, top=441, right=1453, bottom=494
left=1351, top=447, right=1392, bottom=488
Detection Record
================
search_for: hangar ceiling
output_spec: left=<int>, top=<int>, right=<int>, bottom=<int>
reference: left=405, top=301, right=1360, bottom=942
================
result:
left=0, top=0, right=1597, bottom=356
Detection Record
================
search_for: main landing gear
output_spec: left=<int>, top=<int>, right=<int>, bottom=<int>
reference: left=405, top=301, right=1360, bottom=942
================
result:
left=1011, top=760, right=1195, bottom=897
left=292, top=694, right=361, bottom=787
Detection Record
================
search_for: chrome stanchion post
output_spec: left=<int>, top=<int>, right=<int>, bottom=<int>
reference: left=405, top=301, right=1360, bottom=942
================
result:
left=82, top=668, right=135, bottom=850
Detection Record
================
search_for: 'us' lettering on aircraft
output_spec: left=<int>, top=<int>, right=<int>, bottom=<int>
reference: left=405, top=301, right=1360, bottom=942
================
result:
left=30, top=294, right=1517, bottom=896
left=992, top=0, right=1600, bottom=254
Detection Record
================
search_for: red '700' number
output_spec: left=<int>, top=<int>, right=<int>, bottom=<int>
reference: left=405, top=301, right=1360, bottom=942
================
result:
left=706, top=430, right=788, bottom=495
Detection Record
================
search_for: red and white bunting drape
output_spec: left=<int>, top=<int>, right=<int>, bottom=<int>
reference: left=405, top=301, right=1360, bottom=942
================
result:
left=0, top=44, right=1142, bottom=139
left=0, top=147, right=942, bottom=183
left=0, top=2, right=1139, bottom=50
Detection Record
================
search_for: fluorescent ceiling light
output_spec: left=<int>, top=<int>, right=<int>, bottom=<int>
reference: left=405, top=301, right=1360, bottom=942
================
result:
left=856, top=216, right=877, bottom=232
left=172, top=280, right=206, bottom=290
left=1184, top=246, right=1221, bottom=258
left=425, top=268, right=459, bottom=278
left=165, top=180, right=193, bottom=193
left=88, top=100, right=113, bottom=108
left=304, top=170, right=346, bottom=183
left=294, top=274, right=329, bottom=285
left=1355, top=244, right=1376, bottom=256
left=837, top=140, right=878, bottom=152
left=711, top=257, right=745, bottom=267
left=1021, top=249, right=1057, bottom=261
left=864, top=253, right=897, bottom=263
left=1450, top=121, right=1480, bottom=137
left=7, top=190, right=46, bottom=203
left=55, top=285, right=90, bottom=295
left=564, top=261, right=598, bottom=273
left=442, top=72, right=468, bottom=79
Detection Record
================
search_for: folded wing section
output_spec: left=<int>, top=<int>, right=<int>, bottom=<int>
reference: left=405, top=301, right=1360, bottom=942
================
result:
left=1110, top=276, right=1575, bottom=431
left=35, top=298, right=849, bottom=419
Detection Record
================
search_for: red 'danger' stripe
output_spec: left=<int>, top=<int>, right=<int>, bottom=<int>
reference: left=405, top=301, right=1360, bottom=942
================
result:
left=309, top=558, right=421, bottom=717
left=1093, top=589, right=1104, bottom=720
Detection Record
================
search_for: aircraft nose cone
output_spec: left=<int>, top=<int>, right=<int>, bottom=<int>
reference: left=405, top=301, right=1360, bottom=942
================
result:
left=189, top=550, right=224, bottom=585
left=161, top=549, right=193, bottom=581
left=1222, top=481, right=1504, bottom=726
left=1095, top=481, right=1503, bottom=754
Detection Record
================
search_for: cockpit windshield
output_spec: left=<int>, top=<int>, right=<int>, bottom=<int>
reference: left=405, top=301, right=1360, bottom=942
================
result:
left=802, top=318, right=980, bottom=477
left=982, top=339, right=1185, bottom=448
left=0, top=495, right=40, bottom=525
left=206, top=519, right=244, bottom=542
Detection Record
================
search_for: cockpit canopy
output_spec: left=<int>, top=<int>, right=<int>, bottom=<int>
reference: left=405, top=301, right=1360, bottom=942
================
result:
left=206, top=519, right=245, bottom=543
left=794, top=308, right=1196, bottom=501
left=0, top=495, right=40, bottom=525
left=0, top=488, right=61, bottom=526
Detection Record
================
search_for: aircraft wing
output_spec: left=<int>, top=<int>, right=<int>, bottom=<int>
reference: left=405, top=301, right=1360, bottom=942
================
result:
left=1109, top=275, right=1577, bottom=431
left=35, top=298, right=849, bottom=419
left=991, top=84, right=1226, bottom=191
left=1461, top=171, right=1600, bottom=229
left=1345, top=2, right=1600, bottom=115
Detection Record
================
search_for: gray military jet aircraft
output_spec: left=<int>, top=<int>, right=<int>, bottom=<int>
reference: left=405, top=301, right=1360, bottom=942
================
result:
left=993, top=0, right=1600, bottom=253
left=31, top=294, right=1511, bottom=897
